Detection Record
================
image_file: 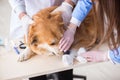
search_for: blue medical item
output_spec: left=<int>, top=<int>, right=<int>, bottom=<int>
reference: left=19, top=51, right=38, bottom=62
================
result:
left=13, top=46, right=20, bottom=54
left=11, top=41, right=20, bottom=54
left=0, top=38, right=4, bottom=46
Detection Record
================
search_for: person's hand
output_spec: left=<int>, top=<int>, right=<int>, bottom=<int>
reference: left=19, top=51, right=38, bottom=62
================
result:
left=21, top=14, right=34, bottom=28
left=79, top=51, right=109, bottom=62
left=52, top=1, right=73, bottom=26
left=59, top=23, right=77, bottom=52
left=20, top=13, right=34, bottom=42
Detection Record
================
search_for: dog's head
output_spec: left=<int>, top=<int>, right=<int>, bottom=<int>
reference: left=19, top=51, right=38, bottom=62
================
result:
left=28, top=7, right=65, bottom=55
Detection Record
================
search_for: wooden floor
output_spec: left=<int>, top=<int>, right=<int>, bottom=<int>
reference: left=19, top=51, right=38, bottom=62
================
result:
left=0, top=0, right=120, bottom=80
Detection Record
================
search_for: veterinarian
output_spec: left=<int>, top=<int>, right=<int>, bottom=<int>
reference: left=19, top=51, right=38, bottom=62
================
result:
left=8, top=0, right=78, bottom=80
left=79, top=0, right=120, bottom=64
left=60, top=0, right=120, bottom=64
left=9, top=0, right=63, bottom=39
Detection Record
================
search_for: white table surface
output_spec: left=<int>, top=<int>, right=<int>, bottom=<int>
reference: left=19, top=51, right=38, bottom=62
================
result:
left=0, top=46, right=95, bottom=80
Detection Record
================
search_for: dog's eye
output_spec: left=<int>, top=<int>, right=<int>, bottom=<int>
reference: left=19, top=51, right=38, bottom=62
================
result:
left=50, top=42, right=55, bottom=45
left=31, top=39, right=37, bottom=45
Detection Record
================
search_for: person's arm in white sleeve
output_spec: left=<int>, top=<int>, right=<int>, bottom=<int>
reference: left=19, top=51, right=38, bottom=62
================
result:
left=9, top=0, right=34, bottom=42
left=8, top=0, right=26, bottom=18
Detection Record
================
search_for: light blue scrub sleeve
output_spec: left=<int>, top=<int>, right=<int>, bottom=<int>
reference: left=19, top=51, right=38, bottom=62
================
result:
left=72, top=0, right=92, bottom=22
left=109, top=47, right=120, bottom=63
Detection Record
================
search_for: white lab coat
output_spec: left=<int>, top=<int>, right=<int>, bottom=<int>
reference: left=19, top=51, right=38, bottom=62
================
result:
left=9, top=0, right=64, bottom=40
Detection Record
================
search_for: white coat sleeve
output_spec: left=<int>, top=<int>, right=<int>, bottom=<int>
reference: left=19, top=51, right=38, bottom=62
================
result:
left=8, top=0, right=26, bottom=16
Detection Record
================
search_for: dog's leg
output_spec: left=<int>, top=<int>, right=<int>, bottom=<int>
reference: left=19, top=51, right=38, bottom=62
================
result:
left=18, top=47, right=35, bottom=62
left=62, top=49, right=77, bottom=65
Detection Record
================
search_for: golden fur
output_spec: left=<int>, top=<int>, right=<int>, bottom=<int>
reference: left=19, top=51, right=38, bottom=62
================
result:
left=27, top=6, right=96, bottom=55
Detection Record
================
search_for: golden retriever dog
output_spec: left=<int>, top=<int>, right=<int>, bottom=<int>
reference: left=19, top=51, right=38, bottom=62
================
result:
left=18, top=6, right=96, bottom=65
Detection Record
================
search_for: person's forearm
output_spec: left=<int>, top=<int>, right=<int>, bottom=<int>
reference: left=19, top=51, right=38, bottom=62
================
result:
left=8, top=0, right=26, bottom=17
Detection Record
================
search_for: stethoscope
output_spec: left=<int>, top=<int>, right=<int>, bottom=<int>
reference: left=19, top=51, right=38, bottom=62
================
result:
left=19, top=41, right=26, bottom=49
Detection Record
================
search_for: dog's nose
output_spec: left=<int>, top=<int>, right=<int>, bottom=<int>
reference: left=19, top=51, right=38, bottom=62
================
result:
left=63, top=50, right=70, bottom=55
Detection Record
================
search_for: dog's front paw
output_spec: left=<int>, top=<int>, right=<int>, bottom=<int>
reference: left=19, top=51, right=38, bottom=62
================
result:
left=62, top=54, right=74, bottom=66
left=18, top=47, right=33, bottom=62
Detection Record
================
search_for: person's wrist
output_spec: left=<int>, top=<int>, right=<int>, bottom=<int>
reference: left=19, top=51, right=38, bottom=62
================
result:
left=68, top=23, right=77, bottom=34
left=68, top=23, right=77, bottom=30
left=64, top=0, right=75, bottom=7
left=103, top=51, right=109, bottom=61
left=19, top=12, right=27, bottom=20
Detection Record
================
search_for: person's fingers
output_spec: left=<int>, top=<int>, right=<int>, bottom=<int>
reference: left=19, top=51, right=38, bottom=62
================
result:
left=61, top=39, right=70, bottom=52
left=86, top=56, right=91, bottom=59
left=64, top=41, right=72, bottom=52
left=81, top=54, right=93, bottom=60
left=84, top=56, right=93, bottom=62
left=59, top=36, right=65, bottom=44
left=59, top=38, right=68, bottom=51
left=86, top=58, right=92, bottom=62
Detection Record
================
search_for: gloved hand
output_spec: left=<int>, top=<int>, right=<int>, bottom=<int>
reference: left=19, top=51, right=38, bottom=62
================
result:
left=80, top=51, right=109, bottom=62
left=52, top=1, right=73, bottom=26
left=21, top=15, right=34, bottom=42
left=59, top=24, right=77, bottom=52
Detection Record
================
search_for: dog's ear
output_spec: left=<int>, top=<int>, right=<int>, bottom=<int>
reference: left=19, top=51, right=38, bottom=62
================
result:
left=27, top=24, right=39, bottom=45
left=50, top=11, right=63, bottom=21
left=50, top=11, right=64, bottom=27
left=33, top=6, right=57, bottom=21
left=30, top=35, right=38, bottom=45
left=41, top=6, right=58, bottom=13
left=32, top=15, right=43, bottom=22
